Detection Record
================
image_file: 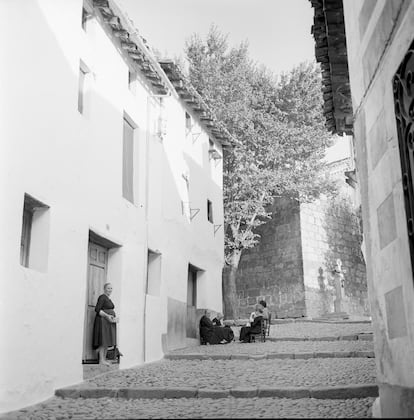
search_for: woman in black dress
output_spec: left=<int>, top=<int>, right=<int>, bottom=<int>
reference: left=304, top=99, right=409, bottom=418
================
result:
left=200, top=310, right=233, bottom=344
left=92, top=283, right=118, bottom=365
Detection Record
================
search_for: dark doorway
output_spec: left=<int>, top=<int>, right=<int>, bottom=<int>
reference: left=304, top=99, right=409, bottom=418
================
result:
left=186, top=264, right=198, bottom=338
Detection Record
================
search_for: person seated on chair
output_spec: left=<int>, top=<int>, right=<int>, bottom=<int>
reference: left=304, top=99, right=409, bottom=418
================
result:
left=259, top=300, right=269, bottom=320
left=248, top=303, right=264, bottom=324
left=239, top=307, right=264, bottom=343
left=200, top=310, right=232, bottom=344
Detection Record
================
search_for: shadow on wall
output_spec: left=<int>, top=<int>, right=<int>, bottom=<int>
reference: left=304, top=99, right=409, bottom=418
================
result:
left=322, top=196, right=369, bottom=315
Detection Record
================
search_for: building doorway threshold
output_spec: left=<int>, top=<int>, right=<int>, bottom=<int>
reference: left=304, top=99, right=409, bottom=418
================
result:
left=83, top=361, right=119, bottom=380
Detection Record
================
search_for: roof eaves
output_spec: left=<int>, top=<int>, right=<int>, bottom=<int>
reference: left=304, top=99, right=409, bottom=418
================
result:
left=159, top=59, right=239, bottom=148
left=309, top=0, right=353, bottom=136
left=92, top=0, right=173, bottom=95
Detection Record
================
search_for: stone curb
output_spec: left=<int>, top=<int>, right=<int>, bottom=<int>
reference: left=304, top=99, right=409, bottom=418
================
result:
left=274, top=319, right=372, bottom=325
left=197, top=389, right=230, bottom=398
left=233, top=319, right=371, bottom=326
left=230, top=387, right=258, bottom=398
left=309, top=384, right=378, bottom=399
left=164, top=350, right=375, bottom=361
left=55, top=383, right=378, bottom=400
left=266, top=333, right=373, bottom=342
left=257, top=387, right=310, bottom=399
left=117, top=388, right=167, bottom=399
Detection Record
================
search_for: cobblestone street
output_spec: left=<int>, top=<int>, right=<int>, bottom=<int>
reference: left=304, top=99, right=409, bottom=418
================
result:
left=3, top=321, right=377, bottom=419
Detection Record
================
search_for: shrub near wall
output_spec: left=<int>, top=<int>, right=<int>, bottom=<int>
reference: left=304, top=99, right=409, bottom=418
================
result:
left=301, top=195, right=369, bottom=318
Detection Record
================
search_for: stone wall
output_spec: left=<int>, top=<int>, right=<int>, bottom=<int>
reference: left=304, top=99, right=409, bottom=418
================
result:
left=236, top=197, right=306, bottom=319
left=235, top=192, right=368, bottom=319
left=301, top=196, right=369, bottom=318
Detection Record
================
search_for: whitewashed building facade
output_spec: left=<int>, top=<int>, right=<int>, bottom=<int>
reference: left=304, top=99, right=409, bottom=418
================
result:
left=0, top=0, right=232, bottom=413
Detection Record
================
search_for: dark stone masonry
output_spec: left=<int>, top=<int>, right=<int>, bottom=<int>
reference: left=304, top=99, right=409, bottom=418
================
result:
left=236, top=195, right=368, bottom=319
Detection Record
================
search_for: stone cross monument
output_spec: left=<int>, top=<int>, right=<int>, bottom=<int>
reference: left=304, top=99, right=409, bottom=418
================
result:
left=333, top=258, right=345, bottom=313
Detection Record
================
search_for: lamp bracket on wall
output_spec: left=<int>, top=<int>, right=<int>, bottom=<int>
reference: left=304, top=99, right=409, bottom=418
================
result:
left=209, top=149, right=222, bottom=160
left=181, top=201, right=200, bottom=221
left=190, top=208, right=200, bottom=220
left=214, top=224, right=222, bottom=235
left=192, top=132, right=202, bottom=143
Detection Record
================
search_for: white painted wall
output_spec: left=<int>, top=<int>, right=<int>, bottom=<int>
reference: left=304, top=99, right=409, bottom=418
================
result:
left=0, top=0, right=224, bottom=413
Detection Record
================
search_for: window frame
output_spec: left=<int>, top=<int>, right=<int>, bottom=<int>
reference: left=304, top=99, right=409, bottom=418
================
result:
left=122, top=115, right=136, bottom=203
left=207, top=199, right=214, bottom=223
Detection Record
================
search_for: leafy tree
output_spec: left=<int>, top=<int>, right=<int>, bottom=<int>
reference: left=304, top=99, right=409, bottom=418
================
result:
left=185, top=26, right=334, bottom=318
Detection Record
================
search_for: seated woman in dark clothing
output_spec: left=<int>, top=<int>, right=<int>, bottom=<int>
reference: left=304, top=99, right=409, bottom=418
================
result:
left=239, top=307, right=264, bottom=342
left=212, top=312, right=224, bottom=326
left=200, top=310, right=233, bottom=344
left=212, top=312, right=234, bottom=342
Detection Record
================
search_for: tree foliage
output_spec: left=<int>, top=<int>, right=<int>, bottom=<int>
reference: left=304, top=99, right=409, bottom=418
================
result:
left=185, top=26, right=335, bottom=317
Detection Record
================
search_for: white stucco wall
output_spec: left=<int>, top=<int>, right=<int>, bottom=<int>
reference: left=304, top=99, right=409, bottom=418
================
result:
left=0, top=0, right=224, bottom=413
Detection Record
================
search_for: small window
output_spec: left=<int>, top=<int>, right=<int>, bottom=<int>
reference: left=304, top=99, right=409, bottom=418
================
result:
left=78, top=68, right=87, bottom=113
left=187, top=265, right=197, bottom=307
left=128, top=70, right=137, bottom=94
left=146, top=250, right=162, bottom=296
left=78, top=62, right=90, bottom=114
left=20, top=194, right=50, bottom=270
left=20, top=208, right=33, bottom=267
left=207, top=199, right=214, bottom=223
left=185, top=112, right=191, bottom=134
left=122, top=117, right=135, bottom=203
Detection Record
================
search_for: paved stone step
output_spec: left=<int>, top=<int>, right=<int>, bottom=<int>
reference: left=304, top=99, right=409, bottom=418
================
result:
left=4, top=395, right=376, bottom=419
left=58, top=358, right=376, bottom=393
left=168, top=337, right=374, bottom=358
left=164, top=350, right=375, bottom=360
left=55, top=383, right=378, bottom=400
left=261, top=322, right=373, bottom=340
left=267, top=333, right=373, bottom=341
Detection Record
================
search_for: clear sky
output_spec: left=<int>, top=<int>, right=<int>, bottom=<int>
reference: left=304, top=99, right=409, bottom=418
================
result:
left=119, top=0, right=316, bottom=76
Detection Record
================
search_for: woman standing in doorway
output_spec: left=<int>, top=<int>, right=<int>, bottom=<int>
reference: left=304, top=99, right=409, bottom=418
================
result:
left=92, top=283, right=118, bottom=365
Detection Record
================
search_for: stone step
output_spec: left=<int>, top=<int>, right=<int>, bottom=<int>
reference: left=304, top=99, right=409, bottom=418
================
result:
left=266, top=333, right=373, bottom=341
left=60, top=357, right=376, bottom=395
left=55, top=383, right=378, bottom=400
left=164, top=350, right=375, bottom=361
left=6, top=394, right=376, bottom=419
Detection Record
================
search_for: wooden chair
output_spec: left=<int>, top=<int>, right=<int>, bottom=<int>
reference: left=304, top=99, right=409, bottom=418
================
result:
left=265, top=312, right=272, bottom=336
left=249, top=318, right=266, bottom=343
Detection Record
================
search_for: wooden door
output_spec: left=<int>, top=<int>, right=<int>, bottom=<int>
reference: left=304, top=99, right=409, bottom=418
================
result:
left=83, top=242, right=108, bottom=362
left=186, top=266, right=197, bottom=338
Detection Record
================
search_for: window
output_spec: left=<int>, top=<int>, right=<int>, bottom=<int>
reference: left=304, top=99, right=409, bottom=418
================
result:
left=20, top=208, right=32, bottom=267
left=78, top=67, right=87, bottom=114
left=128, top=70, right=137, bottom=94
left=185, top=112, right=191, bottom=135
left=207, top=199, right=214, bottom=223
left=20, top=194, right=50, bottom=270
left=187, top=265, right=197, bottom=307
left=122, top=117, right=135, bottom=203
left=81, top=7, right=89, bottom=31
left=146, top=250, right=161, bottom=296
left=78, top=61, right=91, bottom=114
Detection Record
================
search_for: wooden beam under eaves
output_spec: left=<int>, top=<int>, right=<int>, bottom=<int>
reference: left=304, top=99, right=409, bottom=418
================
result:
left=102, top=14, right=119, bottom=25
left=94, top=0, right=109, bottom=6
left=121, top=42, right=137, bottom=52
left=113, top=29, right=129, bottom=39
